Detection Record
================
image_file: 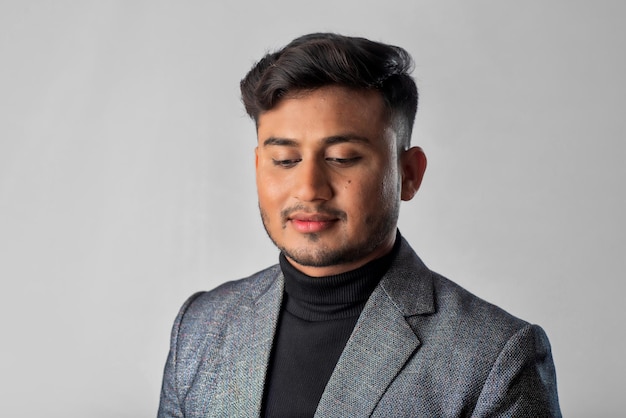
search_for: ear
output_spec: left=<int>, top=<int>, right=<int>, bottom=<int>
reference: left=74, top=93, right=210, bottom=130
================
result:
left=400, top=146, right=427, bottom=201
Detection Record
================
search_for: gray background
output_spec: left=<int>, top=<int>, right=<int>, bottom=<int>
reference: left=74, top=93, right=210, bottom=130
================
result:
left=1, top=1, right=624, bottom=417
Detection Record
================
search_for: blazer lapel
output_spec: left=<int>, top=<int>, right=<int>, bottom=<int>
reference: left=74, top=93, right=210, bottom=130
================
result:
left=314, top=237, right=434, bottom=418
left=211, top=270, right=284, bottom=416
left=314, top=288, right=419, bottom=417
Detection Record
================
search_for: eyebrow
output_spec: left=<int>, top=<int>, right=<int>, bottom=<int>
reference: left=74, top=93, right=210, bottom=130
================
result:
left=262, top=134, right=371, bottom=147
left=263, top=137, right=298, bottom=147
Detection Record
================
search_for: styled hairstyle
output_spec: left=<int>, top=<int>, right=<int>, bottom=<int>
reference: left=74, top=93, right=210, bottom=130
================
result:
left=240, top=33, right=418, bottom=149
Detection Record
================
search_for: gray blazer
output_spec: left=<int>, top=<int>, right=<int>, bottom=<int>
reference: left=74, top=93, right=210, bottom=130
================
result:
left=158, top=237, right=561, bottom=417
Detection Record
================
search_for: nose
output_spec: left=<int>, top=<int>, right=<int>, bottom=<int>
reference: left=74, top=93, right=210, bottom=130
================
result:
left=294, top=158, right=333, bottom=202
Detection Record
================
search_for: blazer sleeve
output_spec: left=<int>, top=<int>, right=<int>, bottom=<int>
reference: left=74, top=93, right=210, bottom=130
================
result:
left=471, top=323, right=562, bottom=417
left=157, top=292, right=204, bottom=418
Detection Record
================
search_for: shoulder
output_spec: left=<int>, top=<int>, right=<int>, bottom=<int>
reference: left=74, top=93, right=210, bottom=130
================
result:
left=387, top=236, right=538, bottom=358
left=387, top=243, right=560, bottom=412
left=390, top=236, right=528, bottom=335
left=176, top=264, right=282, bottom=327
left=406, top=266, right=556, bottom=399
left=164, top=264, right=282, bottom=374
left=430, top=271, right=528, bottom=335
left=428, top=272, right=555, bottom=376
left=158, top=264, right=283, bottom=413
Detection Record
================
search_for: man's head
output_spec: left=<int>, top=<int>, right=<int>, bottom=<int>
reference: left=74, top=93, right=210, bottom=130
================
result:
left=242, top=33, right=426, bottom=277
left=241, top=33, right=418, bottom=150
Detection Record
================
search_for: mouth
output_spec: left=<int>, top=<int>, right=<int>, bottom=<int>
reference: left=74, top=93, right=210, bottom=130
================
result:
left=288, top=213, right=340, bottom=233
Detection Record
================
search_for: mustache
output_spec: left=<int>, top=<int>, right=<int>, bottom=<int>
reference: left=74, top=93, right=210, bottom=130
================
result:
left=281, top=204, right=347, bottom=221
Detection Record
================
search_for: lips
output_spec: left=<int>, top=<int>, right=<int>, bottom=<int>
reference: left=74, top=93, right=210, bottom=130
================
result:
left=288, top=213, right=339, bottom=233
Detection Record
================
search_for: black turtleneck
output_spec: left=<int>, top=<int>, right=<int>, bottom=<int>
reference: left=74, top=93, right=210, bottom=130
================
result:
left=261, top=235, right=401, bottom=417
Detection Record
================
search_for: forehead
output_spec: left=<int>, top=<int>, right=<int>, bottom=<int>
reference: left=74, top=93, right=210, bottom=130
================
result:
left=256, top=86, right=390, bottom=142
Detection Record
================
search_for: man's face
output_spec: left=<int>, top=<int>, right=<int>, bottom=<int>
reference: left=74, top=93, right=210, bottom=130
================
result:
left=255, top=86, right=404, bottom=277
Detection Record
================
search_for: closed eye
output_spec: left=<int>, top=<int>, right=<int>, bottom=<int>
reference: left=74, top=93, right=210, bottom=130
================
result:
left=326, top=157, right=362, bottom=166
left=272, top=158, right=301, bottom=168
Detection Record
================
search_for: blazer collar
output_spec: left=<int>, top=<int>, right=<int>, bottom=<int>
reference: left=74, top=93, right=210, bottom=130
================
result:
left=315, top=236, right=435, bottom=417
left=249, top=234, right=434, bottom=315
left=229, top=237, right=435, bottom=417
left=209, top=267, right=284, bottom=417
left=379, top=235, right=435, bottom=316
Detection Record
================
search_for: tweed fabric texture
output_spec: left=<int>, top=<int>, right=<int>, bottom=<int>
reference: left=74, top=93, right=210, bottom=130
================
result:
left=158, top=237, right=561, bottom=417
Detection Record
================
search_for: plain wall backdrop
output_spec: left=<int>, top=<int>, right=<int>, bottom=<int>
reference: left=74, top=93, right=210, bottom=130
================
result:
left=1, top=1, right=624, bottom=417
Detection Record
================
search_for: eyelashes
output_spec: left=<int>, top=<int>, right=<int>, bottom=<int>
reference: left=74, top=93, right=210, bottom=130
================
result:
left=272, top=158, right=301, bottom=168
left=271, top=157, right=362, bottom=168
left=325, top=157, right=362, bottom=166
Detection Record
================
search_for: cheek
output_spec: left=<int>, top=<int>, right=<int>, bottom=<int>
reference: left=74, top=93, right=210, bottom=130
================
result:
left=381, top=161, right=401, bottom=197
left=345, top=177, right=382, bottom=212
left=257, top=170, right=284, bottom=201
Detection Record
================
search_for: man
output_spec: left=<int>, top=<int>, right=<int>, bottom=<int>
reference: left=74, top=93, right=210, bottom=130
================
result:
left=158, top=33, right=561, bottom=417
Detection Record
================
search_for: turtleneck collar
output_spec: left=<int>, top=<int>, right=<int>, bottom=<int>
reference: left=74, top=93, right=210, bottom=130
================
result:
left=278, top=231, right=401, bottom=321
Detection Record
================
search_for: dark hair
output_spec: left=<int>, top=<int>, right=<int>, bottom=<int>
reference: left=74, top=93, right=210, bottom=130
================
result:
left=240, top=33, right=418, bottom=148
